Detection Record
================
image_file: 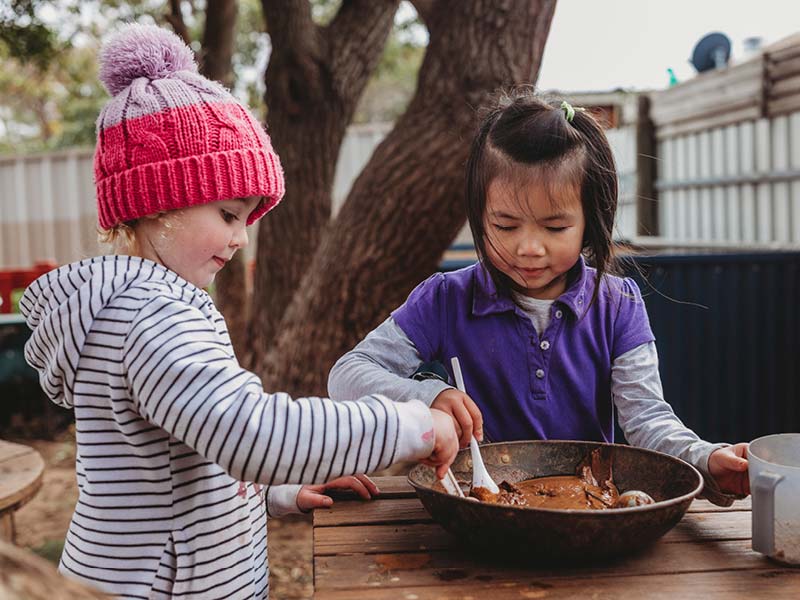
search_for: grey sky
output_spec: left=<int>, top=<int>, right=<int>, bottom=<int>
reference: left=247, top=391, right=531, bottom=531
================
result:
left=537, top=0, right=800, bottom=92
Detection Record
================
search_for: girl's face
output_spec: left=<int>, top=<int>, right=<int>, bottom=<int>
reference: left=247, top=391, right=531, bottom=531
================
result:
left=483, top=176, right=585, bottom=299
left=134, top=196, right=261, bottom=288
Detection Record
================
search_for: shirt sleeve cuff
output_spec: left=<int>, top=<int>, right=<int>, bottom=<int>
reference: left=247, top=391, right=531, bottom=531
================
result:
left=693, top=442, right=745, bottom=507
left=266, top=484, right=304, bottom=518
left=416, top=380, right=453, bottom=406
left=390, top=397, right=435, bottom=461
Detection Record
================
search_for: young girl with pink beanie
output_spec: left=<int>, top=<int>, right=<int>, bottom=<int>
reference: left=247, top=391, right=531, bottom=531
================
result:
left=19, top=23, right=458, bottom=599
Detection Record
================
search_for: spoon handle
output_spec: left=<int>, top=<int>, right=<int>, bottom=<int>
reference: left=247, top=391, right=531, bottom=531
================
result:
left=450, top=356, right=500, bottom=494
left=442, top=468, right=465, bottom=497
left=451, top=356, right=466, bottom=394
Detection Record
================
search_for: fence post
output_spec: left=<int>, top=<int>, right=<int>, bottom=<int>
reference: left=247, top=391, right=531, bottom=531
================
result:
left=636, top=94, right=658, bottom=236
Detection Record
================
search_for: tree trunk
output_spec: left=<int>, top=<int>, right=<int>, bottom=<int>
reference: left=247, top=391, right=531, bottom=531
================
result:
left=165, top=0, right=192, bottom=46
left=200, top=0, right=238, bottom=89
left=259, top=0, right=556, bottom=395
left=245, top=0, right=400, bottom=370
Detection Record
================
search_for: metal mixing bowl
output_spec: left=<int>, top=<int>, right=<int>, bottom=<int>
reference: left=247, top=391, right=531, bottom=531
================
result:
left=408, top=440, right=704, bottom=561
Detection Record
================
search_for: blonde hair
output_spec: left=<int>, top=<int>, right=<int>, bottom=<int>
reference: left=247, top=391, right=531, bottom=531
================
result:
left=98, top=220, right=139, bottom=255
left=98, top=211, right=174, bottom=256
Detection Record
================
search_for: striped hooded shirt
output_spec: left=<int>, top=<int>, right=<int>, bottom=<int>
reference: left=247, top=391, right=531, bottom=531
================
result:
left=20, top=256, right=433, bottom=599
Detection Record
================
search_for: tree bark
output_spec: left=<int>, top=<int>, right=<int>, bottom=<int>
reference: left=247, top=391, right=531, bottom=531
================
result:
left=200, top=0, right=238, bottom=88
left=245, top=0, right=400, bottom=369
left=260, top=0, right=556, bottom=395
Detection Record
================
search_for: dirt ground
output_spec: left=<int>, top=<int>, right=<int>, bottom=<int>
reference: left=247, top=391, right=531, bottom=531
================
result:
left=13, top=429, right=314, bottom=599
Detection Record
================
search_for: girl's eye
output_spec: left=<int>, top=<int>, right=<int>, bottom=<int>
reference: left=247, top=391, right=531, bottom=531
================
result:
left=493, top=224, right=515, bottom=232
left=221, top=209, right=238, bottom=223
left=547, top=226, right=567, bottom=232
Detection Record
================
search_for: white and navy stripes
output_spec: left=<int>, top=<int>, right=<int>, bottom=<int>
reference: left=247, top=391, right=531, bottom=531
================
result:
left=21, top=256, right=433, bottom=599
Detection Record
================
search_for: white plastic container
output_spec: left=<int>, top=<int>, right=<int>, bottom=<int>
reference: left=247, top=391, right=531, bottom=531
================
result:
left=749, top=433, right=800, bottom=565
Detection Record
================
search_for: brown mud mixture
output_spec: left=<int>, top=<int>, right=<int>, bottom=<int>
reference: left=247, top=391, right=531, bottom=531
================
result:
left=471, top=448, right=653, bottom=510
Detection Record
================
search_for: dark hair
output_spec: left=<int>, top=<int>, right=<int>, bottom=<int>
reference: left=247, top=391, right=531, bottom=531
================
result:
left=465, top=88, right=618, bottom=307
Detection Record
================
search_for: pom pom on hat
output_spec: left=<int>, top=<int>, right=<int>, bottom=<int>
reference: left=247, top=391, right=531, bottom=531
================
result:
left=98, top=23, right=197, bottom=96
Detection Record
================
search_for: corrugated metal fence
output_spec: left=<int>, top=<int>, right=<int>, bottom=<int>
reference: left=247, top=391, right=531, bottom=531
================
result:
left=0, top=124, right=391, bottom=269
left=624, top=251, right=800, bottom=443
left=0, top=120, right=643, bottom=269
left=651, top=37, right=800, bottom=244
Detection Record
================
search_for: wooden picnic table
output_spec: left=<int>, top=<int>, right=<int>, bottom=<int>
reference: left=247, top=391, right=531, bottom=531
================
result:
left=312, top=475, right=799, bottom=599
left=0, top=440, right=45, bottom=543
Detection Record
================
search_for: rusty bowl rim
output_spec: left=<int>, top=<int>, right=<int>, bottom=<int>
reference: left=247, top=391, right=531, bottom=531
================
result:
left=408, top=439, right=704, bottom=515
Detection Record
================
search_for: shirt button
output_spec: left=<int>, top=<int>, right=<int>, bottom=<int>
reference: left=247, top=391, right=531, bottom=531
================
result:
left=535, top=369, right=545, bottom=378
left=540, top=340, right=550, bottom=350
left=555, top=310, right=563, bottom=319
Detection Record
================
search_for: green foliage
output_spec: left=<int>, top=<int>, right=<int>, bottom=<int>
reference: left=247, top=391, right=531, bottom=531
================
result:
left=0, top=0, right=58, bottom=66
left=0, top=0, right=427, bottom=152
left=354, top=3, right=426, bottom=123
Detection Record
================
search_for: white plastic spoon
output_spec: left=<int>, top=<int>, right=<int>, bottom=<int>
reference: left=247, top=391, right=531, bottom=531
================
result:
left=450, top=356, right=500, bottom=495
left=441, top=468, right=466, bottom=498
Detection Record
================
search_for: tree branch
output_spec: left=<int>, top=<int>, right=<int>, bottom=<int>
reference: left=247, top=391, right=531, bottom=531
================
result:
left=261, top=0, right=324, bottom=112
left=199, top=0, right=238, bottom=87
left=165, top=0, right=192, bottom=46
left=325, top=0, right=400, bottom=96
left=247, top=0, right=398, bottom=367
left=261, top=0, right=558, bottom=394
left=408, top=0, right=437, bottom=28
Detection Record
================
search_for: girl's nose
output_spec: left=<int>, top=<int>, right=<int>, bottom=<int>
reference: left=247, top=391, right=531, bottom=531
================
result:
left=231, top=226, right=249, bottom=249
left=518, top=236, right=545, bottom=256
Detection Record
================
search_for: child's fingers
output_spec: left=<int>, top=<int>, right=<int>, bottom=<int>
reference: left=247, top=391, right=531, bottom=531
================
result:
left=435, top=453, right=456, bottom=480
left=296, top=489, right=333, bottom=512
left=309, top=495, right=334, bottom=509
left=326, top=475, right=371, bottom=499
left=727, top=454, right=749, bottom=471
left=462, top=395, right=484, bottom=441
left=354, top=473, right=380, bottom=496
left=451, top=403, right=473, bottom=447
left=723, top=445, right=749, bottom=471
left=731, top=442, right=749, bottom=458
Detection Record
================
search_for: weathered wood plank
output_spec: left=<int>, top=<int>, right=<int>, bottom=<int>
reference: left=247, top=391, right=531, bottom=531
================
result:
left=315, top=495, right=752, bottom=528
left=0, top=513, right=14, bottom=543
left=314, top=539, right=768, bottom=590
left=767, top=54, right=800, bottom=80
left=650, top=60, right=763, bottom=112
left=768, top=93, right=800, bottom=117
left=313, top=511, right=752, bottom=556
left=314, top=569, right=800, bottom=600
left=315, top=523, right=457, bottom=555
left=0, top=442, right=45, bottom=513
left=0, top=441, right=36, bottom=465
left=655, top=106, right=761, bottom=140
left=315, top=498, right=430, bottom=527
left=371, top=476, right=415, bottom=497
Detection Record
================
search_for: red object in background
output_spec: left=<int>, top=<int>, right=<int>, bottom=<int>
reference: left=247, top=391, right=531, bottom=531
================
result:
left=0, top=261, right=58, bottom=314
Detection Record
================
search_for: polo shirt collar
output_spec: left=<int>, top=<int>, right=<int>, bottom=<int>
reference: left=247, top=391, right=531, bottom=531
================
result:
left=472, top=256, right=590, bottom=318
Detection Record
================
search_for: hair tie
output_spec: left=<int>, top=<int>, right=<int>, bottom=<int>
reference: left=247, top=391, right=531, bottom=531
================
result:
left=560, top=100, right=576, bottom=122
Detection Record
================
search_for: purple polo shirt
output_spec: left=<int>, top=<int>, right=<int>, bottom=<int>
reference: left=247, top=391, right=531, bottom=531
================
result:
left=391, top=257, right=655, bottom=442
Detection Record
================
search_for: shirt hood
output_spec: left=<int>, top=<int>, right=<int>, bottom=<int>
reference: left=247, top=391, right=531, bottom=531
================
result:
left=19, top=255, right=182, bottom=409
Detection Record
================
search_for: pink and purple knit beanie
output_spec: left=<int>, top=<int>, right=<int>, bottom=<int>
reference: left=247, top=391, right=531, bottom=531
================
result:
left=94, top=23, right=284, bottom=229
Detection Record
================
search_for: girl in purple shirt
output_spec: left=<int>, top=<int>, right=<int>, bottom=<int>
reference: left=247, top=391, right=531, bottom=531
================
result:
left=329, top=89, right=749, bottom=502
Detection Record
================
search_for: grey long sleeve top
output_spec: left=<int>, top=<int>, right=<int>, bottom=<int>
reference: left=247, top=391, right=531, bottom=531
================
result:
left=329, top=316, right=736, bottom=505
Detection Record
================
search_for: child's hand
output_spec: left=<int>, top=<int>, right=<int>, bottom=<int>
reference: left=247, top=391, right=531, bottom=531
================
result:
left=421, top=408, right=460, bottom=479
left=431, top=388, right=484, bottom=447
left=708, top=443, right=750, bottom=496
left=296, top=474, right=379, bottom=512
